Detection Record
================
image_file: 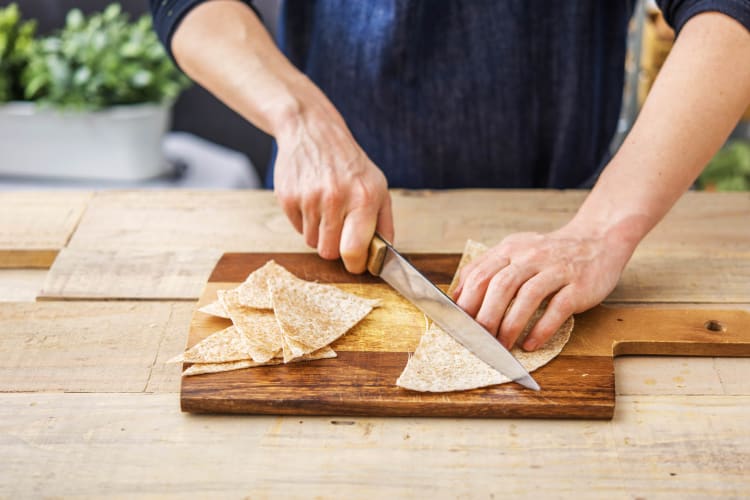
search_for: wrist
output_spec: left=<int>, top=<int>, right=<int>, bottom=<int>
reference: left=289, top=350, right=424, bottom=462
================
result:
left=269, top=75, right=343, bottom=141
left=563, top=205, right=649, bottom=260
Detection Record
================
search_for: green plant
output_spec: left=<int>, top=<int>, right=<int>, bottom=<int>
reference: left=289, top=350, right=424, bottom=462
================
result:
left=0, top=3, right=36, bottom=102
left=21, top=3, right=189, bottom=110
left=698, top=140, right=750, bottom=191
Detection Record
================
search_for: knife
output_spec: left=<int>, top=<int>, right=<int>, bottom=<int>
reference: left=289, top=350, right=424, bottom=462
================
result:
left=366, top=233, right=540, bottom=391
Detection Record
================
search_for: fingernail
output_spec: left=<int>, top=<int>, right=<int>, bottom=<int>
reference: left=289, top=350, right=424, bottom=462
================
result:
left=523, top=339, right=537, bottom=351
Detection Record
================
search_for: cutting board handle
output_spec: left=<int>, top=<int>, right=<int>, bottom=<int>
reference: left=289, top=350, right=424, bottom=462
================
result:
left=567, top=306, right=750, bottom=357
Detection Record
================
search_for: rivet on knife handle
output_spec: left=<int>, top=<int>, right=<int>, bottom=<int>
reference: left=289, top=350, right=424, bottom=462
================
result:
left=367, top=233, right=388, bottom=276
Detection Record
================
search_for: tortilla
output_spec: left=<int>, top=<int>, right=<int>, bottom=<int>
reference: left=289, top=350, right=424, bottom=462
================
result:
left=396, top=240, right=574, bottom=392
left=235, top=260, right=298, bottom=309
left=168, top=325, right=266, bottom=364
left=182, top=346, right=337, bottom=376
left=218, top=289, right=282, bottom=363
left=198, top=298, right=230, bottom=319
left=269, top=277, right=379, bottom=361
left=280, top=335, right=316, bottom=363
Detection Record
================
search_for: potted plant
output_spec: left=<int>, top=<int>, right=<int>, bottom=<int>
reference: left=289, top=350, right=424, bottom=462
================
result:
left=0, top=3, right=190, bottom=181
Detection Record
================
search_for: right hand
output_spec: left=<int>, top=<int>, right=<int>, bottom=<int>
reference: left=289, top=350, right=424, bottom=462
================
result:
left=273, top=110, right=394, bottom=274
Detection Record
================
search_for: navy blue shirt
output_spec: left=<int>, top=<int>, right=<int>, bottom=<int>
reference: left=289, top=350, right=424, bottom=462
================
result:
left=151, top=1, right=750, bottom=189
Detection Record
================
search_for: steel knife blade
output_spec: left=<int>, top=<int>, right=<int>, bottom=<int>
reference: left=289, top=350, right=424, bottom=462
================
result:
left=366, top=234, right=540, bottom=391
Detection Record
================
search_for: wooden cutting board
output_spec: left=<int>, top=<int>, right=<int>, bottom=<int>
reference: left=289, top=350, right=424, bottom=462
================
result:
left=181, top=253, right=750, bottom=419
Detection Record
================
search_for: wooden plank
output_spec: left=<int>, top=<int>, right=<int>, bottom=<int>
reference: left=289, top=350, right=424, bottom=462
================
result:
left=615, top=357, right=726, bottom=395
left=145, top=302, right=194, bottom=394
left=609, top=250, right=750, bottom=303
left=1, top=393, right=748, bottom=497
left=180, top=253, right=750, bottom=418
left=396, top=190, right=750, bottom=253
left=0, top=270, right=47, bottom=301
left=38, top=248, right=221, bottom=300
left=67, top=190, right=750, bottom=254
left=643, top=191, right=750, bottom=252
left=59, top=190, right=750, bottom=303
left=0, top=302, right=186, bottom=393
left=66, top=190, right=307, bottom=252
left=0, top=191, right=92, bottom=268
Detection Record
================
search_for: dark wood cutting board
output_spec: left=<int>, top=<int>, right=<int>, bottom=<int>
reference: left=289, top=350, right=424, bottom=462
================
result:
left=180, top=253, right=750, bottom=419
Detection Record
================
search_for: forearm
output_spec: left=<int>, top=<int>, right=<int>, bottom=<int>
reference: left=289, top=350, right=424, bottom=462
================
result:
left=171, top=0, right=339, bottom=137
left=569, top=12, right=750, bottom=252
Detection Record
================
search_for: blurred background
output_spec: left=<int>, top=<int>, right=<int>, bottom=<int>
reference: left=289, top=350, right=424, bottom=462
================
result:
left=0, top=0, right=748, bottom=191
left=0, top=0, right=280, bottom=189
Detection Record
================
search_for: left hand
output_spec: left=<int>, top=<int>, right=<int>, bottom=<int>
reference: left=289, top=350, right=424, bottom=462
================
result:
left=451, top=224, right=634, bottom=351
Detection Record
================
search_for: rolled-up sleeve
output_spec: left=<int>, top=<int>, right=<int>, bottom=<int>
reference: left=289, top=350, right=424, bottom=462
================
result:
left=149, top=0, right=259, bottom=60
left=656, top=0, right=750, bottom=35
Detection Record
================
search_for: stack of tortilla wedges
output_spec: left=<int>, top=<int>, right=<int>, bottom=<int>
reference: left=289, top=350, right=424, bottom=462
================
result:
left=173, top=241, right=574, bottom=392
left=170, top=260, right=380, bottom=376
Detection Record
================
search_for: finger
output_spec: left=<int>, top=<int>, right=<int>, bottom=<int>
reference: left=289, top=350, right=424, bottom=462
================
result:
left=498, top=270, right=567, bottom=349
left=302, top=211, right=321, bottom=249
left=275, top=191, right=303, bottom=234
left=317, top=209, right=344, bottom=260
left=376, top=193, right=395, bottom=243
left=451, top=258, right=480, bottom=300
left=474, top=263, right=528, bottom=337
left=301, top=195, right=321, bottom=249
left=522, top=285, right=577, bottom=351
left=285, top=206, right=303, bottom=234
left=455, top=256, right=512, bottom=317
left=340, top=205, right=378, bottom=274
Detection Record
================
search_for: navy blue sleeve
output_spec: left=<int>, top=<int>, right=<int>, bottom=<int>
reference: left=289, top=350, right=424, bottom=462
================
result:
left=656, top=0, right=750, bottom=34
left=149, top=0, right=260, bottom=61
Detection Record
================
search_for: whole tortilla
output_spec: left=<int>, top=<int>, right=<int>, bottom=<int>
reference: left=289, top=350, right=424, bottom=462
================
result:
left=396, top=240, right=574, bottom=392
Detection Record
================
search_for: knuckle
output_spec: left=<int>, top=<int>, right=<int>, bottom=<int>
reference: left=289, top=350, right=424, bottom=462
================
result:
left=275, top=190, right=298, bottom=210
left=321, top=188, right=345, bottom=210
left=553, top=293, right=574, bottom=315
left=468, top=266, right=495, bottom=288
left=519, top=280, right=545, bottom=300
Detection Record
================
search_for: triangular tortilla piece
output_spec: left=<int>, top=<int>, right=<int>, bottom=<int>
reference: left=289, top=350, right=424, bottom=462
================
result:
left=280, top=335, right=316, bottom=363
left=235, top=260, right=298, bottom=309
left=182, top=346, right=337, bottom=376
left=198, top=298, right=230, bottom=319
left=167, top=325, right=266, bottom=364
left=396, top=310, right=573, bottom=392
left=219, top=289, right=282, bottom=363
left=397, top=238, right=574, bottom=392
left=269, top=277, right=379, bottom=357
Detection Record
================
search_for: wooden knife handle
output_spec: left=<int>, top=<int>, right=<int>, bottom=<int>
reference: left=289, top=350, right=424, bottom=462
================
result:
left=366, top=233, right=388, bottom=276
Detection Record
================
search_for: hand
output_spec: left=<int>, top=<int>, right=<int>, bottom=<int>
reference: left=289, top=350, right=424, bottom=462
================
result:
left=273, top=111, right=394, bottom=273
left=451, top=224, right=634, bottom=351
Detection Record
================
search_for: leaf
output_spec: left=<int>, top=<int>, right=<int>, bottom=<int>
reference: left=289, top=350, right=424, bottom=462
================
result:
left=17, top=2, right=190, bottom=109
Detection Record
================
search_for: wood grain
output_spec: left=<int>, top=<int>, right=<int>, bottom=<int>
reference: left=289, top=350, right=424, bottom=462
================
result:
left=66, top=190, right=306, bottom=252
left=181, top=253, right=750, bottom=419
left=0, top=269, right=47, bottom=301
left=0, top=191, right=92, bottom=268
left=0, top=301, right=188, bottom=392
left=2, top=393, right=749, bottom=498
left=57, top=190, right=750, bottom=302
left=38, top=248, right=221, bottom=300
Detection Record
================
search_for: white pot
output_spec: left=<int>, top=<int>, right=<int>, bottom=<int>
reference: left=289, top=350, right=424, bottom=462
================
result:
left=0, top=101, right=172, bottom=181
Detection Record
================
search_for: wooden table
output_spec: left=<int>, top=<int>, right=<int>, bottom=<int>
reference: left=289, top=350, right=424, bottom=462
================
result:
left=1, top=189, right=748, bottom=497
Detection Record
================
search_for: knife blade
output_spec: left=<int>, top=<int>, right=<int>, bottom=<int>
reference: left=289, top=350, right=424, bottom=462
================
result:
left=366, top=233, right=540, bottom=391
